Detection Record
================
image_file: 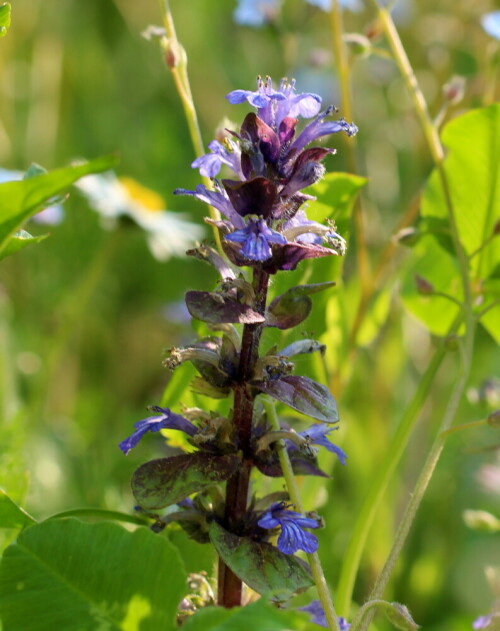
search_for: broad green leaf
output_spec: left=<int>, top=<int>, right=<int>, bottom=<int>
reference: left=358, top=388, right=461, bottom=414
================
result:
left=0, top=490, right=35, bottom=530
left=0, top=154, right=117, bottom=256
left=401, top=235, right=462, bottom=337
left=0, top=3, right=10, bottom=37
left=47, top=508, right=147, bottom=527
left=132, top=453, right=241, bottom=510
left=309, top=172, right=367, bottom=231
left=209, top=521, right=313, bottom=600
left=0, top=230, right=48, bottom=262
left=0, top=518, right=186, bottom=631
left=181, top=599, right=309, bottom=631
left=421, top=104, right=500, bottom=281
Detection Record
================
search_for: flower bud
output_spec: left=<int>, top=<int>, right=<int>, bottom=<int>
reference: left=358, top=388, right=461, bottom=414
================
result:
left=487, top=409, right=500, bottom=428
left=394, top=227, right=421, bottom=247
left=463, top=509, right=500, bottom=533
left=442, top=76, right=466, bottom=105
left=415, top=274, right=435, bottom=296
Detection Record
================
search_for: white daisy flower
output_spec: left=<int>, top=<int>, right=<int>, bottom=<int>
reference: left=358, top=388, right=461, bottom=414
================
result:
left=76, top=171, right=204, bottom=261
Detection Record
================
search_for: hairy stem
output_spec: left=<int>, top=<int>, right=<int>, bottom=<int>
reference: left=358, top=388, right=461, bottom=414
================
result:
left=217, top=267, right=269, bottom=608
left=264, top=398, right=341, bottom=631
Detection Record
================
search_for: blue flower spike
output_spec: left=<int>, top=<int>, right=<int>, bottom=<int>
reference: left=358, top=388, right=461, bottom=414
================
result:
left=119, top=406, right=198, bottom=455
left=257, top=502, right=320, bottom=554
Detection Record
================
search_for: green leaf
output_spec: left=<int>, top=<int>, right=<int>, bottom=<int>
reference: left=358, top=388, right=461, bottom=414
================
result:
left=209, top=521, right=313, bottom=600
left=0, top=3, right=11, bottom=37
left=0, top=518, right=186, bottom=631
left=181, top=599, right=308, bottom=631
left=0, top=230, right=49, bottom=261
left=309, top=171, right=367, bottom=231
left=266, top=282, right=336, bottom=330
left=401, top=236, right=462, bottom=336
left=0, top=490, right=35, bottom=530
left=0, top=154, right=117, bottom=257
left=421, top=104, right=500, bottom=281
left=132, top=453, right=241, bottom=510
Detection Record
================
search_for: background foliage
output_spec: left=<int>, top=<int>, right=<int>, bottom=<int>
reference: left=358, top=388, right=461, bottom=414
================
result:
left=0, top=1, right=499, bottom=629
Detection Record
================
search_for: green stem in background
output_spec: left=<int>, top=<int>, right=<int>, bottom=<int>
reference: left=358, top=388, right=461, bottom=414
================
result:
left=30, top=231, right=121, bottom=422
left=329, top=0, right=371, bottom=301
left=263, top=397, right=341, bottom=631
left=351, top=3, right=475, bottom=627
left=157, top=0, right=222, bottom=250
left=357, top=317, right=476, bottom=631
left=335, top=314, right=461, bottom=617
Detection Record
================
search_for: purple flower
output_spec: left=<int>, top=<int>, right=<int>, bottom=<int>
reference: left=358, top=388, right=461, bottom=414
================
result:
left=482, top=11, right=500, bottom=40
left=225, top=217, right=286, bottom=261
left=119, top=406, right=198, bottom=455
left=473, top=613, right=500, bottom=629
left=296, top=424, right=348, bottom=465
left=291, top=106, right=358, bottom=153
left=299, top=600, right=351, bottom=629
left=228, top=76, right=322, bottom=129
left=257, top=502, right=320, bottom=554
left=306, top=0, right=362, bottom=11
left=191, top=140, right=243, bottom=179
left=233, top=0, right=281, bottom=26
left=174, top=184, right=244, bottom=228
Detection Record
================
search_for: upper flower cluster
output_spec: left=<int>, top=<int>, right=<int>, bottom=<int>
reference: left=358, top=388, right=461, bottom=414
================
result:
left=176, top=76, right=356, bottom=273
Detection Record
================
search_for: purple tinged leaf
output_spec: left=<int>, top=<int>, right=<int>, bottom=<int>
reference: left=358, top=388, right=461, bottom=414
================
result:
left=266, top=282, right=335, bottom=329
left=132, top=453, right=241, bottom=510
left=253, top=375, right=339, bottom=423
left=185, top=290, right=265, bottom=324
left=208, top=521, right=314, bottom=598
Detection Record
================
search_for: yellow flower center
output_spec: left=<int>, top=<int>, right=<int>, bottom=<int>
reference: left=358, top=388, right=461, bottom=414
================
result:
left=119, top=176, right=165, bottom=212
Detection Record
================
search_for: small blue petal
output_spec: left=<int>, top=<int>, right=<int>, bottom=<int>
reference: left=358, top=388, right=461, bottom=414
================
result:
left=299, top=601, right=351, bottom=630
left=258, top=502, right=320, bottom=555
left=482, top=11, right=500, bottom=40
left=119, top=407, right=197, bottom=455
left=225, top=218, right=286, bottom=262
left=306, top=0, right=362, bottom=11
left=233, top=0, right=280, bottom=26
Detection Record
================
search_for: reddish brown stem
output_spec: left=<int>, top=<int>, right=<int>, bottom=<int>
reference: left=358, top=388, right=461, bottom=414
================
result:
left=217, top=268, right=269, bottom=608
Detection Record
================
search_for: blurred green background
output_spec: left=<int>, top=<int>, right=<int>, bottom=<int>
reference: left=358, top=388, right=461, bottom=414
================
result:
left=1, top=0, right=499, bottom=629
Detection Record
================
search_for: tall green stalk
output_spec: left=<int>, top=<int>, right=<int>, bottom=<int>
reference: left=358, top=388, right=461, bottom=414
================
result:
left=350, top=3, right=476, bottom=627
left=335, top=314, right=461, bottom=616
left=157, top=0, right=222, bottom=250
left=263, top=397, right=341, bottom=631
